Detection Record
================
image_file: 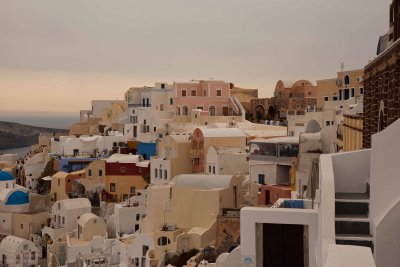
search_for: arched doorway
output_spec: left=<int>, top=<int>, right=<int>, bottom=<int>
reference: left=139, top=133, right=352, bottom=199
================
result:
left=182, top=106, right=189, bottom=116
left=255, top=105, right=265, bottom=123
left=267, top=106, right=276, bottom=120
left=175, top=106, right=181, bottom=116
left=306, top=120, right=321, bottom=133
left=209, top=106, right=216, bottom=116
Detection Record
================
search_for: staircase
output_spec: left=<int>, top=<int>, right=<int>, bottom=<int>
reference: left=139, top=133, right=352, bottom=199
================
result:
left=334, top=186, right=374, bottom=251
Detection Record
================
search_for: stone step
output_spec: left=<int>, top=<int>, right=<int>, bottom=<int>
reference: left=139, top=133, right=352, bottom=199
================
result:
left=336, top=234, right=374, bottom=250
left=335, top=220, right=370, bottom=235
left=335, top=201, right=369, bottom=216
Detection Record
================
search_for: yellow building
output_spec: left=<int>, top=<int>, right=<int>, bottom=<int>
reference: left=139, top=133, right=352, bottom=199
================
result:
left=342, top=114, right=363, bottom=152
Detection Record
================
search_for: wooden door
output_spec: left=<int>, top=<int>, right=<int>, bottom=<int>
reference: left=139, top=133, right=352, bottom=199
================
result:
left=262, top=223, right=304, bottom=267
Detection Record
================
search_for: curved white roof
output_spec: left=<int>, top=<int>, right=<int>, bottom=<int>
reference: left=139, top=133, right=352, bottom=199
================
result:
left=78, top=212, right=99, bottom=226
left=57, top=198, right=91, bottom=210
left=199, top=127, right=247, bottom=138
left=106, top=154, right=141, bottom=163
left=0, top=235, right=33, bottom=253
left=173, top=174, right=233, bottom=189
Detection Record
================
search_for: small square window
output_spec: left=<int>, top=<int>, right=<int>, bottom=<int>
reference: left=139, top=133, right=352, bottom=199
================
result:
left=324, top=96, right=329, bottom=101
left=217, top=90, right=222, bottom=96
left=182, top=90, right=187, bottom=97
left=191, top=90, right=197, bottom=96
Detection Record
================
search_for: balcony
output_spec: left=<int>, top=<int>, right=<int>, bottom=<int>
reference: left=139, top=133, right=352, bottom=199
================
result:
left=190, top=149, right=201, bottom=158
left=128, top=103, right=151, bottom=108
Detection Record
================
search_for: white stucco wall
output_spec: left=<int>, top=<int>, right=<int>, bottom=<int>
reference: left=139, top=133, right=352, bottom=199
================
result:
left=240, top=207, right=318, bottom=267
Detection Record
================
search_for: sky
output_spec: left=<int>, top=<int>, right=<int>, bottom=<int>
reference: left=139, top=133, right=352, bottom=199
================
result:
left=0, top=0, right=391, bottom=115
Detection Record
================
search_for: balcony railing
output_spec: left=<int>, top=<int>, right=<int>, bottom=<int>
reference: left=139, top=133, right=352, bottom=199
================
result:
left=128, top=103, right=152, bottom=108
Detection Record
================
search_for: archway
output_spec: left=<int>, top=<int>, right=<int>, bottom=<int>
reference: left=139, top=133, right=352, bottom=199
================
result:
left=306, top=119, right=321, bottom=133
left=255, top=105, right=265, bottom=123
left=182, top=106, right=189, bottom=116
left=209, top=106, right=216, bottom=116
left=175, top=106, right=181, bottom=116
left=267, top=106, right=276, bottom=120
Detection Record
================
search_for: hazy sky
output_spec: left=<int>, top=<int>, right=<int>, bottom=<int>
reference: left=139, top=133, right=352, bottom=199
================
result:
left=0, top=0, right=391, bottom=115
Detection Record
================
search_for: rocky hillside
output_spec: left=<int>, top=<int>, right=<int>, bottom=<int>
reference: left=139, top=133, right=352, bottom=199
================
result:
left=0, top=121, right=68, bottom=149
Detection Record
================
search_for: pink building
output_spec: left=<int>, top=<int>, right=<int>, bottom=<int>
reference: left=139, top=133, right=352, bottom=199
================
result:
left=173, top=80, right=242, bottom=116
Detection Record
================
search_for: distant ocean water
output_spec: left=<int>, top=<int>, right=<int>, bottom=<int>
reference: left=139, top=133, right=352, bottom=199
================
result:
left=0, top=146, right=31, bottom=159
left=0, top=115, right=79, bottom=129
left=0, top=114, right=79, bottom=157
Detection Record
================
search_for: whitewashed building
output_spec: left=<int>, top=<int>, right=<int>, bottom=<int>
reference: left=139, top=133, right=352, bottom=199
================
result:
left=0, top=235, right=39, bottom=267
left=42, top=198, right=92, bottom=241
left=50, top=133, right=126, bottom=157
left=124, top=83, right=175, bottom=142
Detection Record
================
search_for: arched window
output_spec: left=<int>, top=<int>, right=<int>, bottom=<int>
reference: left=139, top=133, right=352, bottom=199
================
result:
left=209, top=106, right=216, bottom=116
left=182, top=106, right=189, bottom=116
left=142, top=98, right=145, bottom=107
left=146, top=98, right=150, bottom=107
left=175, top=106, right=181, bottom=116
left=344, top=75, right=350, bottom=86
left=157, top=236, right=171, bottom=246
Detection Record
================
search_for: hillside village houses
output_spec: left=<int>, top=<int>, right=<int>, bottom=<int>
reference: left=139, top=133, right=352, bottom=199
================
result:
left=2, top=35, right=400, bottom=267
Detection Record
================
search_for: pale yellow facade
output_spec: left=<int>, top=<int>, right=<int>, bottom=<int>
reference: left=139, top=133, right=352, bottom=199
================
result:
left=12, top=211, right=49, bottom=240
left=343, top=115, right=363, bottom=152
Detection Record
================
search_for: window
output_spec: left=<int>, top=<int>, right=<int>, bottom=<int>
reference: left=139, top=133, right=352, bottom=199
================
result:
left=164, top=170, right=167, bottom=180
left=155, top=168, right=158, bottom=178
left=154, top=127, right=157, bottom=132
left=159, top=169, right=163, bottom=179
left=161, top=83, right=165, bottom=89
left=110, top=183, right=116, bottom=192
left=21, top=224, right=23, bottom=229
left=182, top=106, right=188, bottom=116
left=170, top=98, right=173, bottom=105
left=5, top=183, right=8, bottom=189
left=58, top=179, right=60, bottom=186
left=191, top=90, right=197, bottom=96
left=23, top=244, right=28, bottom=250
left=351, top=88, right=355, bottom=97
left=157, top=236, right=171, bottom=246
left=146, top=98, right=150, bottom=107
left=58, top=203, right=61, bottom=209
left=209, top=106, right=216, bottom=116
left=99, top=170, right=103, bottom=176
left=130, top=187, right=136, bottom=194
left=209, top=165, right=212, bottom=173
left=216, top=89, right=222, bottom=96
left=134, top=258, right=139, bottom=266
left=196, top=106, right=203, bottom=110
left=160, top=104, right=164, bottom=111
left=136, top=214, right=140, bottom=221
left=344, top=74, right=350, bottom=85
left=333, top=96, right=338, bottom=101
left=120, top=167, right=126, bottom=173
left=212, top=166, right=216, bottom=174
left=88, top=169, right=92, bottom=176
left=62, top=217, right=65, bottom=224
left=258, top=174, right=265, bottom=184
left=324, top=96, right=329, bottom=101
left=326, top=121, right=330, bottom=126
left=135, top=224, right=139, bottom=231
left=360, top=87, right=364, bottom=95
left=182, top=90, right=187, bottom=97
left=339, top=89, right=343, bottom=100
left=344, top=88, right=350, bottom=100
left=143, top=245, right=149, bottom=257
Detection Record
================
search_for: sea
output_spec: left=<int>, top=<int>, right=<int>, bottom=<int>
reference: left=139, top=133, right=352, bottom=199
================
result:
left=0, top=114, right=79, bottom=157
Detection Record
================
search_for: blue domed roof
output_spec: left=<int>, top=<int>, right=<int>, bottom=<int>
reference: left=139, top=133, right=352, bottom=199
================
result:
left=5, top=191, right=29, bottom=205
left=0, top=171, right=13, bottom=181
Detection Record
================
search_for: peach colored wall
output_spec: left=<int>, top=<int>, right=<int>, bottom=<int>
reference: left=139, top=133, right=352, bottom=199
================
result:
left=105, top=175, right=147, bottom=201
left=173, top=81, right=234, bottom=116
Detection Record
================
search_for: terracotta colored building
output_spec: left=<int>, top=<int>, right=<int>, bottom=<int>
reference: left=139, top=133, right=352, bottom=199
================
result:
left=363, top=0, right=400, bottom=148
left=104, top=154, right=149, bottom=202
left=173, top=80, right=242, bottom=117
left=250, top=80, right=317, bottom=122
left=190, top=128, right=247, bottom=173
left=258, top=184, right=291, bottom=206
